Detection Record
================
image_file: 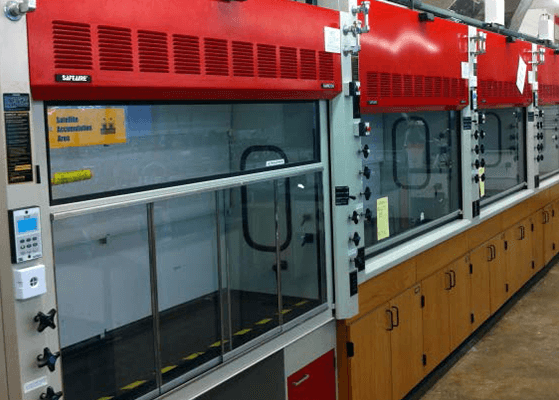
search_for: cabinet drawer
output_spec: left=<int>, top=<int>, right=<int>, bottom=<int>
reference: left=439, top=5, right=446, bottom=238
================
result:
left=288, top=350, right=336, bottom=400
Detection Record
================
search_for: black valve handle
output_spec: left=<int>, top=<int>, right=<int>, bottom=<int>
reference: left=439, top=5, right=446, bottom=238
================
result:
left=480, top=144, right=485, bottom=154
left=361, top=166, right=371, bottom=179
left=37, top=348, right=60, bottom=372
left=364, top=208, right=373, bottom=223
left=480, top=130, right=486, bottom=139
left=361, top=145, right=370, bottom=159
left=40, top=387, right=63, bottom=400
left=474, top=145, right=480, bottom=154
left=362, top=186, right=372, bottom=200
left=474, top=159, right=480, bottom=169
left=350, top=232, right=361, bottom=247
left=480, top=158, right=486, bottom=168
left=474, top=130, right=479, bottom=140
left=34, top=309, right=57, bottom=333
left=350, top=211, right=360, bottom=225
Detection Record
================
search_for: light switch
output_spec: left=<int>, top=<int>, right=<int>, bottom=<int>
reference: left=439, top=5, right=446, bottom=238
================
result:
left=14, top=264, right=46, bottom=300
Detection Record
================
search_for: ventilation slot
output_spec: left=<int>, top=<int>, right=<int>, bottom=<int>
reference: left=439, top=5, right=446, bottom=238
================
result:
left=205, top=38, right=229, bottom=76
left=280, top=47, right=298, bottom=79
left=434, top=77, right=442, bottom=98
left=380, top=73, right=391, bottom=97
left=257, top=44, right=277, bottom=78
left=414, top=76, right=424, bottom=97
left=319, top=51, right=334, bottom=81
left=232, top=41, right=254, bottom=77
left=443, top=77, right=450, bottom=98
left=52, top=21, right=93, bottom=70
left=300, top=49, right=317, bottom=80
left=392, top=74, right=402, bottom=97
left=451, top=78, right=459, bottom=98
left=404, top=75, right=413, bottom=97
left=138, top=30, right=169, bottom=73
left=98, top=26, right=133, bottom=72
left=425, top=76, right=434, bottom=97
left=367, top=72, right=379, bottom=98
left=173, top=35, right=201, bottom=75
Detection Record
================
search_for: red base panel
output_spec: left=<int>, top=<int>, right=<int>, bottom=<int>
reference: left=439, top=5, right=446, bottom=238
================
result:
left=359, top=1, right=469, bottom=114
left=27, top=0, right=341, bottom=101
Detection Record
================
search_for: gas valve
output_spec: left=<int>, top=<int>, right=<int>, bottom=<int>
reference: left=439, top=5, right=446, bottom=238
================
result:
left=350, top=232, right=361, bottom=247
left=360, top=166, right=371, bottom=179
left=4, top=0, right=35, bottom=21
left=360, top=145, right=370, bottom=159
left=350, top=211, right=360, bottom=224
left=40, top=387, right=63, bottom=400
left=37, top=348, right=60, bottom=372
left=34, top=309, right=57, bottom=333
left=361, top=187, right=372, bottom=200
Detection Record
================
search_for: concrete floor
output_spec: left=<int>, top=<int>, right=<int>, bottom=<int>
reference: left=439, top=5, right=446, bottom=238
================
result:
left=420, top=262, right=559, bottom=400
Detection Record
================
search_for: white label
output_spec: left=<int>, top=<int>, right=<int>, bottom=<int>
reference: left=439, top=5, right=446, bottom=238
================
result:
left=528, top=71, right=535, bottom=84
left=24, top=376, right=48, bottom=393
left=266, top=159, right=285, bottom=167
left=517, top=56, right=527, bottom=94
left=324, top=27, right=341, bottom=54
left=469, top=76, right=478, bottom=88
left=461, top=62, right=470, bottom=79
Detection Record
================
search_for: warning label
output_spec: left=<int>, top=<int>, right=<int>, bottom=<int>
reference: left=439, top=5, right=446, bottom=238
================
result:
left=48, top=107, right=127, bottom=149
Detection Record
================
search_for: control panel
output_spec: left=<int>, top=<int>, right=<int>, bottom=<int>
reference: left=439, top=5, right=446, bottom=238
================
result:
left=9, top=206, right=43, bottom=264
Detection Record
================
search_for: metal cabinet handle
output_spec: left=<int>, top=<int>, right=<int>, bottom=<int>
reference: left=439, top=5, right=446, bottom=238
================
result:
left=391, top=306, right=400, bottom=327
left=543, top=211, right=549, bottom=224
left=487, top=245, right=493, bottom=261
left=491, top=245, right=496, bottom=261
left=386, top=309, right=394, bottom=331
left=292, top=374, right=310, bottom=387
left=445, top=272, right=453, bottom=290
left=449, top=270, right=457, bottom=288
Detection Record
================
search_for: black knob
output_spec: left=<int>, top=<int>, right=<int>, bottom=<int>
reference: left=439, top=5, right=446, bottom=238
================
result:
left=350, top=232, right=361, bottom=247
left=474, top=159, right=480, bottom=169
left=481, top=174, right=486, bottom=182
left=474, top=130, right=479, bottom=140
left=350, top=211, right=360, bottom=224
left=34, top=309, right=57, bottom=333
left=37, top=348, right=60, bottom=372
left=40, top=387, right=63, bottom=400
left=364, top=208, right=373, bottom=222
left=474, top=174, right=480, bottom=183
left=480, top=159, right=486, bottom=168
left=480, top=130, right=486, bottom=139
left=541, top=154, right=544, bottom=161
left=362, top=187, right=372, bottom=201
left=480, top=144, right=485, bottom=154
left=361, top=166, right=371, bottom=179
left=474, top=145, right=480, bottom=154
left=537, top=144, right=543, bottom=151
left=354, top=249, right=365, bottom=272
left=361, top=145, right=370, bottom=159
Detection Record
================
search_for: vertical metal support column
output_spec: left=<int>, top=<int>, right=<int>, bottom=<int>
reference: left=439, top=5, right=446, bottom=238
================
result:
left=526, top=43, right=540, bottom=190
left=147, top=203, right=163, bottom=390
left=215, top=193, right=229, bottom=355
left=329, top=2, right=361, bottom=319
left=274, top=180, right=284, bottom=326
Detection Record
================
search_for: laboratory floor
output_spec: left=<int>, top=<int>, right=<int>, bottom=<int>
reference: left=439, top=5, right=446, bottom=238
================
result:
left=418, top=258, right=559, bottom=400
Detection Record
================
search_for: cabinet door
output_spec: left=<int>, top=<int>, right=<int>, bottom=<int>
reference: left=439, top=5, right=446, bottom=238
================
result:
left=469, top=244, right=491, bottom=330
left=505, top=222, right=523, bottom=295
left=421, top=269, right=450, bottom=373
left=519, top=218, right=533, bottom=286
left=348, top=305, right=392, bottom=400
left=543, top=204, right=555, bottom=265
left=390, top=285, right=423, bottom=400
left=448, top=256, right=472, bottom=349
left=532, top=210, right=545, bottom=272
left=489, top=234, right=508, bottom=314
left=288, top=351, right=336, bottom=400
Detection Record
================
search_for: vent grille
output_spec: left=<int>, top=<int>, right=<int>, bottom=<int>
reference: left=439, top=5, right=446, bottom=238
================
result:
left=173, top=35, right=201, bottom=75
left=300, top=49, right=317, bottom=80
left=52, top=21, right=93, bottom=70
left=257, top=44, right=277, bottom=78
left=479, top=80, right=526, bottom=99
left=98, top=26, right=133, bottom=72
left=232, top=41, right=254, bottom=77
left=366, top=71, right=467, bottom=101
left=205, top=38, right=229, bottom=76
left=319, top=52, right=334, bottom=81
left=280, top=47, right=298, bottom=79
left=138, top=30, right=169, bottom=73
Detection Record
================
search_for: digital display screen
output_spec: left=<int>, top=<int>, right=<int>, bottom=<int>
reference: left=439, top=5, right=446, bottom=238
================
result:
left=17, top=218, right=37, bottom=234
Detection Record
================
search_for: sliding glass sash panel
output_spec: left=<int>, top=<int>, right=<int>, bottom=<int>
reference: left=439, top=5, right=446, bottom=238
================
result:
left=360, top=111, right=461, bottom=249
left=47, top=102, right=319, bottom=203
left=481, top=107, right=526, bottom=200
left=53, top=205, right=156, bottom=400
left=153, top=193, right=222, bottom=385
left=540, top=105, right=559, bottom=178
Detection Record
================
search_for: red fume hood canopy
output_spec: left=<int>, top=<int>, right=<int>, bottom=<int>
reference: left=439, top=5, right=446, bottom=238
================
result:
left=27, top=0, right=342, bottom=101
left=538, top=48, right=559, bottom=105
left=359, top=1, right=469, bottom=114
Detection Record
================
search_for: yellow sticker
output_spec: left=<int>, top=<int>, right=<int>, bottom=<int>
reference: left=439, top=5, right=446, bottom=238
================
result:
left=377, top=197, right=390, bottom=241
left=234, top=328, right=252, bottom=336
left=479, top=167, right=486, bottom=197
left=161, top=365, right=177, bottom=374
left=255, top=318, right=272, bottom=325
left=183, top=352, right=205, bottom=361
left=121, top=381, right=146, bottom=391
left=51, top=169, right=93, bottom=185
left=48, top=107, right=126, bottom=149
left=14, top=164, right=32, bottom=172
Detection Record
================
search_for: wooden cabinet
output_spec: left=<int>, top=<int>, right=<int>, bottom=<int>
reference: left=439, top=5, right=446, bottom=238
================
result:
left=543, top=203, right=556, bottom=264
left=347, top=285, right=423, bottom=400
left=288, top=351, right=336, bottom=400
left=505, top=219, right=531, bottom=295
left=348, top=306, right=392, bottom=400
left=389, top=285, right=424, bottom=400
left=532, top=210, right=546, bottom=273
left=489, top=233, right=508, bottom=314
left=421, top=256, right=471, bottom=373
left=469, top=243, right=491, bottom=330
